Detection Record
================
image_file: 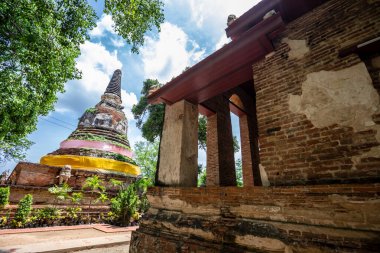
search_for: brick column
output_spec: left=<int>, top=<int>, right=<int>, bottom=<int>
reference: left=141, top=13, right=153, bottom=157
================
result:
left=239, top=115, right=253, bottom=186
left=205, top=96, right=236, bottom=186
left=239, top=114, right=261, bottom=186
left=157, top=100, right=198, bottom=187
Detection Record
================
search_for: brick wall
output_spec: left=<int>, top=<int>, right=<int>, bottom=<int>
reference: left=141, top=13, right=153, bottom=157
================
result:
left=130, top=185, right=380, bottom=252
left=8, top=162, right=134, bottom=189
left=0, top=185, right=112, bottom=220
left=253, top=0, right=380, bottom=185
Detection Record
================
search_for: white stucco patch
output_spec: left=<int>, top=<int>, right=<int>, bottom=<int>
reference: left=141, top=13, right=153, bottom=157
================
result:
left=259, top=164, right=270, bottom=187
left=235, top=235, right=287, bottom=252
left=289, top=62, right=380, bottom=131
left=147, top=195, right=220, bottom=216
left=283, top=38, right=310, bottom=59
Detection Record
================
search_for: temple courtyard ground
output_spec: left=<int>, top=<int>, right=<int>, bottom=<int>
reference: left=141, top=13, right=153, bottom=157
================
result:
left=0, top=224, right=135, bottom=252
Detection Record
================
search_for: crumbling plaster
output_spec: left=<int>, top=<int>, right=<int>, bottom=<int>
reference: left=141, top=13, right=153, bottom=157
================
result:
left=289, top=62, right=380, bottom=167
left=282, top=38, right=310, bottom=60
left=289, top=62, right=379, bottom=131
left=259, top=164, right=271, bottom=187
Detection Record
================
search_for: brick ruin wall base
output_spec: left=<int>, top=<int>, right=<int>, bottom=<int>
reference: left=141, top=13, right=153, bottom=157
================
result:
left=7, top=162, right=135, bottom=189
left=0, top=162, right=136, bottom=218
left=0, top=185, right=112, bottom=219
left=130, top=186, right=380, bottom=253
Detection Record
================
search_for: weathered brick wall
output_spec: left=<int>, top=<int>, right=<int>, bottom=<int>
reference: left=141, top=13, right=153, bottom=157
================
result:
left=0, top=185, right=111, bottom=220
left=130, top=185, right=380, bottom=252
left=8, top=162, right=134, bottom=189
left=254, top=0, right=380, bottom=186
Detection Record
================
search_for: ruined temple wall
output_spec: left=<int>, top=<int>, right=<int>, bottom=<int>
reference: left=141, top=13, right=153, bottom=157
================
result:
left=253, top=0, right=380, bottom=186
left=131, top=185, right=380, bottom=252
left=9, top=162, right=134, bottom=189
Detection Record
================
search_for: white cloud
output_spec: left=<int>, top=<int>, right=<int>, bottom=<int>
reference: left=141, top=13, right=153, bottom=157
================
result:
left=188, top=0, right=260, bottom=30
left=76, top=41, right=122, bottom=94
left=141, top=22, right=205, bottom=83
left=121, top=89, right=138, bottom=120
left=215, top=34, right=231, bottom=51
left=55, top=40, right=122, bottom=115
left=111, top=37, right=126, bottom=47
left=189, top=0, right=205, bottom=28
left=89, top=14, right=116, bottom=37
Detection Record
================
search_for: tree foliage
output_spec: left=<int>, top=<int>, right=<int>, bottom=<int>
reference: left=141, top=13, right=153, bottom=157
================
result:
left=0, top=138, right=32, bottom=164
left=0, top=0, right=165, bottom=162
left=134, top=140, right=159, bottom=183
left=0, top=0, right=97, bottom=162
left=104, top=0, right=164, bottom=53
left=132, top=80, right=241, bottom=153
left=132, top=79, right=164, bottom=142
left=235, top=158, right=243, bottom=187
left=132, top=79, right=209, bottom=149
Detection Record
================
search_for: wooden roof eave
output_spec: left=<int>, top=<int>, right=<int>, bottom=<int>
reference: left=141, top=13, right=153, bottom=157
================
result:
left=148, top=13, right=285, bottom=105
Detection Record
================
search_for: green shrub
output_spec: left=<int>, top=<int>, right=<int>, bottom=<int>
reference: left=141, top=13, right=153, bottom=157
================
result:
left=0, top=186, right=10, bottom=208
left=48, top=183, right=72, bottom=207
left=34, top=206, right=61, bottom=225
left=70, top=192, right=83, bottom=205
left=111, top=183, right=139, bottom=226
left=66, top=207, right=82, bottom=220
left=14, top=194, right=33, bottom=224
left=108, top=178, right=151, bottom=226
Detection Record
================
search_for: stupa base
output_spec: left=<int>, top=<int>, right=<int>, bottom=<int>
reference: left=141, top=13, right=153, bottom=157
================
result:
left=7, top=162, right=137, bottom=189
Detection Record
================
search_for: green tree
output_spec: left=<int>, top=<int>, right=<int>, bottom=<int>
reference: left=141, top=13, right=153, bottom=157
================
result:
left=105, top=0, right=164, bottom=53
left=235, top=159, right=243, bottom=187
left=132, top=79, right=207, bottom=147
left=134, top=140, right=159, bottom=183
left=198, top=116, right=207, bottom=150
left=132, top=79, right=164, bottom=142
left=0, top=0, right=96, bottom=163
left=197, top=165, right=207, bottom=187
left=132, top=80, right=240, bottom=152
left=0, top=0, right=164, bottom=162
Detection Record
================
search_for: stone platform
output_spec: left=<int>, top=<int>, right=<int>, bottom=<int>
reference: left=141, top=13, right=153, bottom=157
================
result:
left=130, top=184, right=380, bottom=253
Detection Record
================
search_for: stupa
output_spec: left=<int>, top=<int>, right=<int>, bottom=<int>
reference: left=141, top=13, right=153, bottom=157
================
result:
left=40, top=69, right=140, bottom=177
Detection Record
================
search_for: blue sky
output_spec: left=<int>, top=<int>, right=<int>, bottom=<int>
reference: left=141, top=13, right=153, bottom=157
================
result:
left=1, top=0, right=261, bottom=173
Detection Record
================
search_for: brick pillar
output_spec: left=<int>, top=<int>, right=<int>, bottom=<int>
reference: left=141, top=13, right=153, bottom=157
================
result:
left=157, top=100, right=198, bottom=187
left=239, top=115, right=253, bottom=186
left=205, top=96, right=236, bottom=186
left=239, top=114, right=262, bottom=186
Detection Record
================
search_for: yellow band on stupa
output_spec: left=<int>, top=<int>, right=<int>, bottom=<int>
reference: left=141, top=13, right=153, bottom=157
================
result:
left=40, top=155, right=141, bottom=176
